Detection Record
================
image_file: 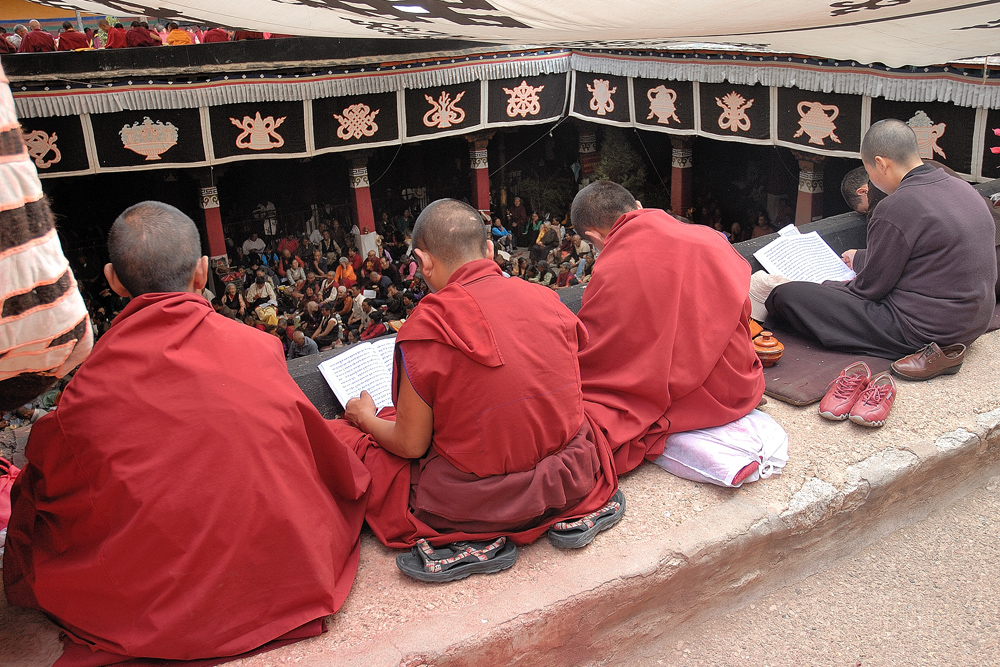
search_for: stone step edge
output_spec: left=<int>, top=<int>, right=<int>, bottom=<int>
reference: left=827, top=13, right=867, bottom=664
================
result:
left=319, top=409, right=1000, bottom=667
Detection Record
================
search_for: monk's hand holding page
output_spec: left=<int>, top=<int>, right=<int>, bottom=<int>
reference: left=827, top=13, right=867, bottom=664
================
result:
left=344, top=390, right=377, bottom=431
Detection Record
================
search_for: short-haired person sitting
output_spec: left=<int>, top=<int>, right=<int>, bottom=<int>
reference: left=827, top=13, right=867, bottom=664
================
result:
left=4, top=201, right=370, bottom=663
left=336, top=199, right=622, bottom=582
left=570, top=181, right=764, bottom=474
left=767, top=119, right=997, bottom=360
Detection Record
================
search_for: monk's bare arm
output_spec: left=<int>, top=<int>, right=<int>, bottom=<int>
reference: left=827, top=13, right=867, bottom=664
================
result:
left=344, top=371, right=433, bottom=459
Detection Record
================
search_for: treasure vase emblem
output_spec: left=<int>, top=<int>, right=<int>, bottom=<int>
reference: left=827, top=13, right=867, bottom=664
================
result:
left=503, top=80, right=544, bottom=118
left=646, top=86, right=679, bottom=125
left=22, top=130, right=61, bottom=168
left=231, top=112, right=286, bottom=150
left=333, top=103, right=380, bottom=140
left=906, top=110, right=946, bottom=160
left=423, top=91, right=466, bottom=129
left=587, top=79, right=617, bottom=116
left=794, top=102, right=841, bottom=146
left=716, top=92, right=754, bottom=132
left=119, top=117, right=179, bottom=161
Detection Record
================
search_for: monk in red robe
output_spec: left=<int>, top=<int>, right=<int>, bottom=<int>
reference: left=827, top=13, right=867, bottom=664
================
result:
left=571, top=181, right=765, bottom=475
left=339, top=199, right=622, bottom=582
left=4, top=201, right=370, bottom=663
left=98, top=19, right=127, bottom=48
left=17, top=21, right=55, bottom=52
left=56, top=22, right=90, bottom=50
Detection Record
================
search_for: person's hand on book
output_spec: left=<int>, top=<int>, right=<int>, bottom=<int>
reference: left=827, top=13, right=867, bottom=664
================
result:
left=841, top=249, right=857, bottom=270
left=344, top=391, right=377, bottom=432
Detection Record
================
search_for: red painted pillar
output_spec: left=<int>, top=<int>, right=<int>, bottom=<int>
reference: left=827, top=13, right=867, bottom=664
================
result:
left=469, top=137, right=491, bottom=219
left=350, top=154, right=378, bottom=255
left=670, top=136, right=693, bottom=217
left=578, top=129, right=599, bottom=185
left=794, top=153, right=826, bottom=225
left=199, top=185, right=227, bottom=261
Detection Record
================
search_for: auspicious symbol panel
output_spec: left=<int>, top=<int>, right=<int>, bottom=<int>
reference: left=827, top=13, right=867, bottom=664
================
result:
left=646, top=85, right=680, bottom=125
left=587, top=79, right=617, bottom=116
left=231, top=112, right=286, bottom=150
left=503, top=80, right=544, bottom=118
left=795, top=102, right=841, bottom=146
left=22, top=130, right=61, bottom=168
left=423, top=91, right=466, bottom=128
left=120, top=117, right=178, bottom=160
left=334, top=103, right=380, bottom=140
left=716, top=92, right=754, bottom=132
left=906, top=110, right=946, bottom=160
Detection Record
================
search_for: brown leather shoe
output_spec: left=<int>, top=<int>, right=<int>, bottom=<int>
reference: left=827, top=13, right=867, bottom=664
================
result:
left=891, top=342, right=966, bottom=381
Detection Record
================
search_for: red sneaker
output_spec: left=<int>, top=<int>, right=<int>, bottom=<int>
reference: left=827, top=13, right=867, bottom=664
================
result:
left=818, top=361, right=871, bottom=421
left=849, top=372, right=897, bottom=428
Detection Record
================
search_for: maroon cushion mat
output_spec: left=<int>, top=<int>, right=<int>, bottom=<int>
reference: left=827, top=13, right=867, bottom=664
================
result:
left=762, top=330, right=893, bottom=407
left=763, top=302, right=1000, bottom=406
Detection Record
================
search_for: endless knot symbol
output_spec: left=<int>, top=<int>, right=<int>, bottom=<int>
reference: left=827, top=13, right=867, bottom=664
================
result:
left=716, top=92, right=753, bottom=133
left=333, top=103, right=380, bottom=140
left=22, top=130, right=61, bottom=168
left=423, top=90, right=466, bottom=128
left=503, top=80, right=544, bottom=118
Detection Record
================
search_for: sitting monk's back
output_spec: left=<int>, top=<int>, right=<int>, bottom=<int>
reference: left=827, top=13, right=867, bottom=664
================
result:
left=398, top=258, right=586, bottom=476
left=4, top=205, right=369, bottom=661
left=852, top=166, right=996, bottom=346
left=574, top=197, right=763, bottom=474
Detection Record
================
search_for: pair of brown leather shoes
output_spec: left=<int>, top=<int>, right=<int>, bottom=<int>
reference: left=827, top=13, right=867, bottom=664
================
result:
left=891, top=343, right=966, bottom=381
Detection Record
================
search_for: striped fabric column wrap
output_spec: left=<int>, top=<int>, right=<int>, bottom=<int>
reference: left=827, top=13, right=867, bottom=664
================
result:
left=0, top=60, right=92, bottom=411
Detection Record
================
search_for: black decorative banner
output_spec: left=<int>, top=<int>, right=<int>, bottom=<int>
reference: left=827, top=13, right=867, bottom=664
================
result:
left=18, top=115, right=90, bottom=174
left=982, top=108, right=1000, bottom=180
left=632, top=78, right=695, bottom=132
left=313, top=92, right=399, bottom=150
left=700, top=83, right=770, bottom=140
left=90, top=108, right=205, bottom=168
left=486, top=74, right=566, bottom=125
left=404, top=82, right=481, bottom=138
left=572, top=72, right=630, bottom=124
left=209, top=101, right=307, bottom=159
left=870, top=98, right=976, bottom=174
left=776, top=88, right=862, bottom=152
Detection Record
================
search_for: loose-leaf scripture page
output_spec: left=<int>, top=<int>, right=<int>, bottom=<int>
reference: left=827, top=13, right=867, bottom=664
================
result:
left=753, top=231, right=856, bottom=283
left=318, top=336, right=397, bottom=409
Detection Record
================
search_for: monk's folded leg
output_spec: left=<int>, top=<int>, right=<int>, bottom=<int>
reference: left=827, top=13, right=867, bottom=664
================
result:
left=766, top=281, right=916, bottom=359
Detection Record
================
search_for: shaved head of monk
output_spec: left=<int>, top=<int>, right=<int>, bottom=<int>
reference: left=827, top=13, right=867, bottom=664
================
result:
left=571, top=180, right=640, bottom=246
left=861, top=119, right=923, bottom=195
left=411, top=199, right=490, bottom=269
left=106, top=201, right=206, bottom=297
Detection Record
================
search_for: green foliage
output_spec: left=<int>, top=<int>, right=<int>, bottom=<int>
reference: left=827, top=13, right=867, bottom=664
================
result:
left=517, top=167, right=577, bottom=216
left=593, top=128, right=670, bottom=210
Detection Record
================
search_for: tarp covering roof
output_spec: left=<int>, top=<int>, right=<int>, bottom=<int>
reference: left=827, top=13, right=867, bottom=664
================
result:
left=32, top=0, right=1000, bottom=68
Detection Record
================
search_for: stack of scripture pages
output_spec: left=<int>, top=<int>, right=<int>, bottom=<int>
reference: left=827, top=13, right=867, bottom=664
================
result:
left=318, top=336, right=397, bottom=410
left=752, top=225, right=856, bottom=283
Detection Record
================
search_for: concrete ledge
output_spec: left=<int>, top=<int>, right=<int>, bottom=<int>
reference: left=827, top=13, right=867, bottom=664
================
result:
left=4, top=332, right=1000, bottom=666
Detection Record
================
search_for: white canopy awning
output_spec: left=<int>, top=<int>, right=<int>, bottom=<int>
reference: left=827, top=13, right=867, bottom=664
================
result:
left=38, top=0, right=1000, bottom=69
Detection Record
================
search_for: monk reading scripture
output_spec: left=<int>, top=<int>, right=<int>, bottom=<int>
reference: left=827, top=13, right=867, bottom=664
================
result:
left=767, top=119, right=997, bottom=359
left=4, top=202, right=370, bottom=663
left=339, top=199, right=622, bottom=582
left=571, top=181, right=765, bottom=475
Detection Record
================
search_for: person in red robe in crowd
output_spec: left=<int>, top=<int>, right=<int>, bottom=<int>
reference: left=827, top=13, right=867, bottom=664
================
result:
left=0, top=32, right=16, bottom=54
left=125, top=20, right=160, bottom=48
left=98, top=18, right=127, bottom=48
left=202, top=26, right=231, bottom=42
left=17, top=20, right=55, bottom=52
left=339, top=199, right=622, bottom=582
left=57, top=22, right=90, bottom=50
left=571, top=181, right=765, bottom=475
left=4, top=201, right=370, bottom=664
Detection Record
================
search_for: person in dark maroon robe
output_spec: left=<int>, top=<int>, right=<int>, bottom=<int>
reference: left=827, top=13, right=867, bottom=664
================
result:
left=56, top=22, right=89, bottom=50
left=17, top=21, right=55, bottom=52
left=4, top=201, right=370, bottom=663
left=571, top=181, right=765, bottom=475
left=0, top=32, right=16, bottom=54
left=98, top=18, right=126, bottom=48
left=125, top=21, right=160, bottom=48
left=338, top=199, right=620, bottom=577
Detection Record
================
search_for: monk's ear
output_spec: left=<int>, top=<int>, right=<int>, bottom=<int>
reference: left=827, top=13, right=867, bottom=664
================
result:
left=191, top=256, right=209, bottom=292
left=104, top=263, right=132, bottom=298
left=583, top=228, right=607, bottom=251
left=412, top=247, right=433, bottom=277
left=485, top=238, right=495, bottom=258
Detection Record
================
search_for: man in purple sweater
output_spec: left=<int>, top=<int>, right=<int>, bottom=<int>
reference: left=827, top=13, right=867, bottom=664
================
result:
left=766, top=119, right=997, bottom=359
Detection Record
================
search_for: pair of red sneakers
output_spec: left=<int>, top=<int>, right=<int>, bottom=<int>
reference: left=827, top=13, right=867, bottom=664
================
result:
left=818, top=362, right=897, bottom=427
